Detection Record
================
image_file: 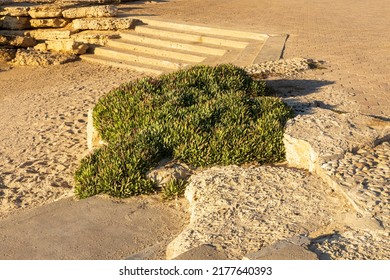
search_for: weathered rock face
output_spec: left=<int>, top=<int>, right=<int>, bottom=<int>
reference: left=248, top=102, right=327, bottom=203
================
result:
left=72, top=17, right=136, bottom=30
left=0, top=47, right=16, bottom=62
left=166, top=165, right=349, bottom=260
left=71, top=30, right=119, bottom=45
left=45, top=39, right=88, bottom=54
left=29, top=29, right=74, bottom=40
left=28, top=5, right=63, bottom=19
left=30, top=18, right=71, bottom=28
left=0, top=34, right=36, bottom=47
left=62, top=5, right=118, bottom=19
left=1, top=15, right=31, bottom=30
left=0, top=6, right=31, bottom=17
left=283, top=108, right=390, bottom=172
left=12, top=49, right=78, bottom=66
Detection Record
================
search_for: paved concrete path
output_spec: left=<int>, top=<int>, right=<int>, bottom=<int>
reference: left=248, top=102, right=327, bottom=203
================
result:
left=127, top=0, right=390, bottom=117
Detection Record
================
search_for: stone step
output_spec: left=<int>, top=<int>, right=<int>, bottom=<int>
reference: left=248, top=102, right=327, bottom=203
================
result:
left=134, top=25, right=249, bottom=49
left=106, top=39, right=206, bottom=63
left=93, top=46, right=188, bottom=70
left=81, top=54, right=165, bottom=75
left=119, top=30, right=227, bottom=56
left=136, top=17, right=269, bottom=41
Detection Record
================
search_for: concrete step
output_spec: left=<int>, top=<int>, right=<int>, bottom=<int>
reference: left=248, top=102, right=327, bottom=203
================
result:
left=134, top=25, right=249, bottom=48
left=106, top=39, right=206, bottom=63
left=93, top=47, right=188, bottom=70
left=81, top=54, right=166, bottom=75
left=136, top=17, right=269, bottom=41
left=119, top=31, right=227, bottom=56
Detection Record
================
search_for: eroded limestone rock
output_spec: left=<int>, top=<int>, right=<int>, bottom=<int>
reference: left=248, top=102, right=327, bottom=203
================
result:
left=62, top=5, right=118, bottom=19
left=13, top=48, right=77, bottom=66
left=30, top=18, right=71, bottom=28
left=283, top=108, right=390, bottom=172
left=71, top=30, right=119, bottom=45
left=0, top=35, right=36, bottom=47
left=72, top=17, right=136, bottom=30
left=29, top=29, right=74, bottom=40
left=45, top=39, right=88, bottom=54
left=0, top=47, right=16, bottom=62
left=28, top=5, right=63, bottom=19
left=1, top=16, right=31, bottom=30
left=166, top=165, right=350, bottom=259
left=0, top=6, right=31, bottom=17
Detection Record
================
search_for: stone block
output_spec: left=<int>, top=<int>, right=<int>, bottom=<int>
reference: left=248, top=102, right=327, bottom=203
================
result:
left=71, top=30, right=119, bottom=45
left=0, top=6, right=31, bottom=17
left=45, top=39, right=88, bottom=55
left=13, top=49, right=78, bottom=66
left=62, top=5, right=118, bottom=19
left=28, top=5, right=63, bottom=19
left=29, top=29, right=74, bottom=40
left=30, top=18, right=71, bottom=28
left=0, top=47, right=16, bottom=62
left=0, top=35, right=37, bottom=47
left=72, top=17, right=136, bottom=30
left=1, top=16, right=31, bottom=30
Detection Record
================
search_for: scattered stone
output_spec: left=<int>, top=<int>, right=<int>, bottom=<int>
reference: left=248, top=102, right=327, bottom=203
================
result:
left=0, top=47, right=16, bottom=62
left=72, top=17, right=136, bottom=30
left=62, top=5, right=118, bottom=19
left=28, top=5, right=63, bottom=19
left=30, top=18, right=71, bottom=28
left=45, top=39, right=88, bottom=54
left=12, top=48, right=78, bottom=66
left=1, top=16, right=31, bottom=30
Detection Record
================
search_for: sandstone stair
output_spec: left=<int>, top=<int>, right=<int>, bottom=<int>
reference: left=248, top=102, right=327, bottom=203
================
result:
left=81, top=18, right=288, bottom=74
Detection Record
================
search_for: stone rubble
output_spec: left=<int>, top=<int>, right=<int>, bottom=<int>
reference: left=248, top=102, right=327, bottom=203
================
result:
left=0, top=1, right=137, bottom=65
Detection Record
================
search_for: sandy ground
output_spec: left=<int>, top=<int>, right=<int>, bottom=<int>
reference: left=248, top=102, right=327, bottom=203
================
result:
left=0, top=62, right=144, bottom=218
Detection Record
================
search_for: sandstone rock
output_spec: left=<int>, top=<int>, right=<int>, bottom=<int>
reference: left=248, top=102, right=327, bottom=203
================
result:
left=87, top=108, right=107, bottom=151
left=29, top=29, right=74, bottom=40
left=146, top=159, right=193, bottom=187
left=45, top=39, right=88, bottom=54
left=283, top=108, right=390, bottom=172
left=1, top=16, right=31, bottom=30
left=62, top=5, right=118, bottom=19
left=28, top=5, right=63, bottom=19
left=12, top=48, right=78, bottom=66
left=34, top=42, right=47, bottom=51
left=72, top=17, right=136, bottom=30
left=166, top=165, right=349, bottom=260
left=0, top=47, right=16, bottom=62
left=0, top=6, right=31, bottom=17
left=30, top=18, right=71, bottom=28
left=71, top=30, right=119, bottom=45
left=0, top=35, right=37, bottom=47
